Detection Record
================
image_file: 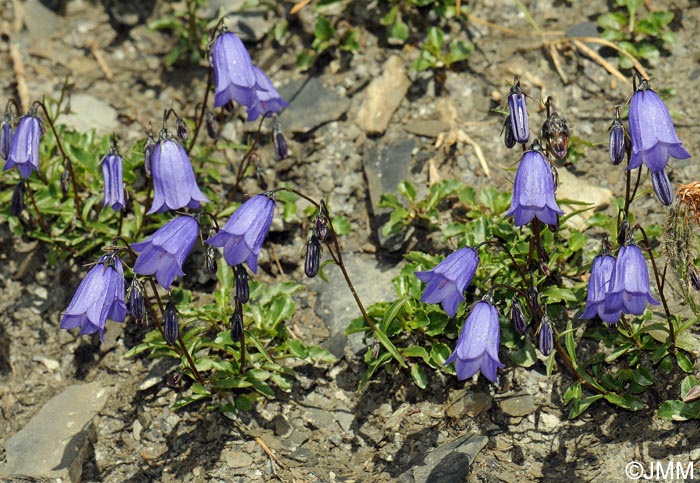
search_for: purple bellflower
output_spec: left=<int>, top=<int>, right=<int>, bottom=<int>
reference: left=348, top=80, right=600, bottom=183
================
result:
left=609, top=107, right=626, bottom=165
left=651, top=169, right=674, bottom=206
left=148, top=134, right=208, bottom=214
left=246, top=66, right=288, bottom=122
left=605, top=244, right=659, bottom=316
left=0, top=115, right=13, bottom=161
left=415, top=247, right=479, bottom=318
left=628, top=79, right=690, bottom=172
left=101, top=146, right=125, bottom=211
left=508, top=77, right=529, bottom=144
left=60, top=255, right=127, bottom=340
left=132, top=216, right=200, bottom=290
left=445, top=300, right=504, bottom=383
left=580, top=253, right=621, bottom=325
left=205, top=193, right=275, bottom=273
left=3, top=111, right=42, bottom=179
left=505, top=141, right=564, bottom=226
left=211, top=31, right=257, bottom=109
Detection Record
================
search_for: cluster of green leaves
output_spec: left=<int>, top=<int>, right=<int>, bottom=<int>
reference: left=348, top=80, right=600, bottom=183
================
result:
left=149, top=0, right=214, bottom=66
left=363, top=177, right=698, bottom=418
left=296, top=8, right=361, bottom=71
left=127, top=262, right=335, bottom=412
left=597, top=0, right=676, bottom=69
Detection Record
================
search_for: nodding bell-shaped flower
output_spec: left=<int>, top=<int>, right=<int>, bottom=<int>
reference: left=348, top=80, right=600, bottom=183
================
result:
left=101, top=145, right=125, bottom=212
left=609, top=107, right=626, bottom=165
left=505, top=140, right=564, bottom=227
left=445, top=300, right=504, bottom=383
left=508, top=77, right=529, bottom=144
left=245, top=66, right=288, bottom=122
left=651, top=169, right=674, bottom=206
left=131, top=216, right=200, bottom=290
left=3, top=110, right=42, bottom=179
left=628, top=79, right=690, bottom=172
left=205, top=193, right=276, bottom=273
left=605, top=244, right=660, bottom=316
left=0, top=115, right=13, bottom=161
left=538, top=317, right=554, bottom=356
left=211, top=31, right=257, bottom=109
left=580, top=253, right=621, bottom=325
left=415, top=247, right=479, bottom=318
left=304, top=234, right=321, bottom=278
left=60, top=255, right=127, bottom=340
left=148, top=135, right=209, bottom=214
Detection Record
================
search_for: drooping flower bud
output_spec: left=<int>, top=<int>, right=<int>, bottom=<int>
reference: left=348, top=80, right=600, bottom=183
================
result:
left=651, top=169, right=674, bottom=206
left=510, top=298, right=527, bottom=334
left=538, top=317, right=553, bottom=356
left=315, top=211, right=330, bottom=242
left=234, top=264, right=249, bottom=304
left=230, top=301, right=244, bottom=342
left=60, top=166, right=71, bottom=198
left=617, top=219, right=629, bottom=247
left=541, top=97, right=569, bottom=160
left=503, top=115, right=516, bottom=149
left=205, top=245, right=218, bottom=274
left=163, top=298, right=179, bottom=344
left=689, top=265, right=700, bottom=291
left=304, top=235, right=322, bottom=278
left=128, top=278, right=145, bottom=322
left=272, top=121, right=288, bottom=160
left=176, top=118, right=188, bottom=142
left=508, top=76, right=529, bottom=144
left=205, top=110, right=218, bottom=140
left=609, top=108, right=626, bottom=165
left=0, top=115, right=14, bottom=161
left=144, top=133, right=156, bottom=177
left=11, top=180, right=24, bottom=216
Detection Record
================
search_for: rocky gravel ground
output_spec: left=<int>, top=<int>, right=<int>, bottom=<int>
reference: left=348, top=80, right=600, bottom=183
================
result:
left=2, top=0, right=700, bottom=482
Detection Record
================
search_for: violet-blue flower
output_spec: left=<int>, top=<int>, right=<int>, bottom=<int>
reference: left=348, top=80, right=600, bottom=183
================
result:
left=132, top=216, right=200, bottom=290
left=609, top=108, right=626, bottom=165
left=3, top=111, right=42, bottom=179
left=651, top=169, right=673, bottom=206
left=0, top=115, right=13, bottom=161
left=205, top=193, right=275, bottom=273
left=415, top=247, right=479, bottom=318
left=445, top=301, right=504, bottom=383
left=101, top=148, right=125, bottom=211
left=628, top=80, right=690, bottom=172
left=605, top=244, right=659, bottom=315
left=211, top=31, right=257, bottom=109
left=580, top=253, right=621, bottom=325
left=505, top=141, right=563, bottom=226
left=148, top=135, right=208, bottom=214
left=508, top=78, right=529, bottom=144
left=245, top=66, right=288, bottom=122
left=60, top=255, right=126, bottom=340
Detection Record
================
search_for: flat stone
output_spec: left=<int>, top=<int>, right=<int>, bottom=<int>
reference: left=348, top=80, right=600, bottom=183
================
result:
left=277, top=77, right=350, bottom=134
left=61, top=94, right=119, bottom=136
left=446, top=390, right=492, bottom=418
left=500, top=393, right=537, bottom=417
left=356, top=55, right=411, bottom=135
left=310, top=252, right=400, bottom=358
left=0, top=382, right=111, bottom=483
left=557, top=168, right=613, bottom=230
left=223, top=449, right=253, bottom=469
left=23, top=0, right=60, bottom=38
left=397, top=433, right=488, bottom=483
left=538, top=412, right=560, bottom=433
left=403, top=119, right=449, bottom=138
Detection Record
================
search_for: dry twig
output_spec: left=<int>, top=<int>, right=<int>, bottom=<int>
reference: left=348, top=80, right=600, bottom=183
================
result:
left=9, top=41, right=30, bottom=112
left=89, top=40, right=114, bottom=81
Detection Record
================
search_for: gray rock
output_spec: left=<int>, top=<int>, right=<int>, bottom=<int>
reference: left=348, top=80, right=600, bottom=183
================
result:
left=310, top=252, right=400, bottom=358
left=446, top=390, right=492, bottom=418
left=397, top=433, right=488, bottom=483
left=500, top=393, right=537, bottom=417
left=61, top=94, right=119, bottom=136
left=0, top=382, right=111, bottom=483
left=277, top=78, right=351, bottom=134
left=557, top=168, right=613, bottom=230
left=22, top=0, right=60, bottom=38
left=363, top=139, right=416, bottom=250
left=356, top=56, right=411, bottom=135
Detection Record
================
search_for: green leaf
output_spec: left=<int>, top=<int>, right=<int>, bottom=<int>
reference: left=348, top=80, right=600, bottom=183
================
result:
left=430, top=342, right=452, bottom=368
left=569, top=394, right=604, bottom=418
left=597, top=12, right=627, bottom=31
left=410, top=363, right=428, bottom=389
left=314, top=16, right=336, bottom=42
left=604, top=393, right=644, bottom=411
left=563, top=381, right=582, bottom=404
left=374, top=326, right=408, bottom=368
left=397, top=180, right=416, bottom=202
left=381, top=296, right=408, bottom=333
left=676, top=351, right=694, bottom=373
left=658, top=400, right=700, bottom=421
left=401, top=345, right=430, bottom=364
left=542, top=286, right=578, bottom=303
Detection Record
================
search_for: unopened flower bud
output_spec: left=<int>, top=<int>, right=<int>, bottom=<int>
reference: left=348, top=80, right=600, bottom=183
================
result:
left=234, top=264, right=249, bottom=304
left=256, top=166, right=268, bottom=191
left=503, top=115, right=516, bottom=149
left=272, top=121, right=288, bottom=160
left=128, top=278, right=146, bottom=322
left=230, top=302, right=244, bottom=342
left=609, top=116, right=626, bottom=165
left=315, top=213, right=330, bottom=242
left=689, top=265, right=700, bottom=291
left=541, top=98, right=569, bottom=159
left=305, top=235, right=321, bottom=278
left=205, top=110, right=218, bottom=140
left=510, top=298, right=527, bottom=334
left=508, top=77, right=529, bottom=144
left=163, top=298, right=179, bottom=344
left=651, top=169, right=673, bottom=206
left=144, top=133, right=156, bottom=177
left=538, top=317, right=553, bottom=356
left=60, top=167, right=70, bottom=198
left=176, top=118, right=188, bottom=142
left=205, top=245, right=218, bottom=274
left=11, top=180, right=24, bottom=216
left=0, top=117, right=14, bottom=161
left=617, top=219, right=629, bottom=247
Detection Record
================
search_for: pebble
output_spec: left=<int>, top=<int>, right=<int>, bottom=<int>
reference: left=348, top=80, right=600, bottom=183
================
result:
left=223, top=449, right=253, bottom=469
left=500, top=394, right=537, bottom=417
left=356, top=55, right=411, bottom=134
left=538, top=412, right=560, bottom=433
